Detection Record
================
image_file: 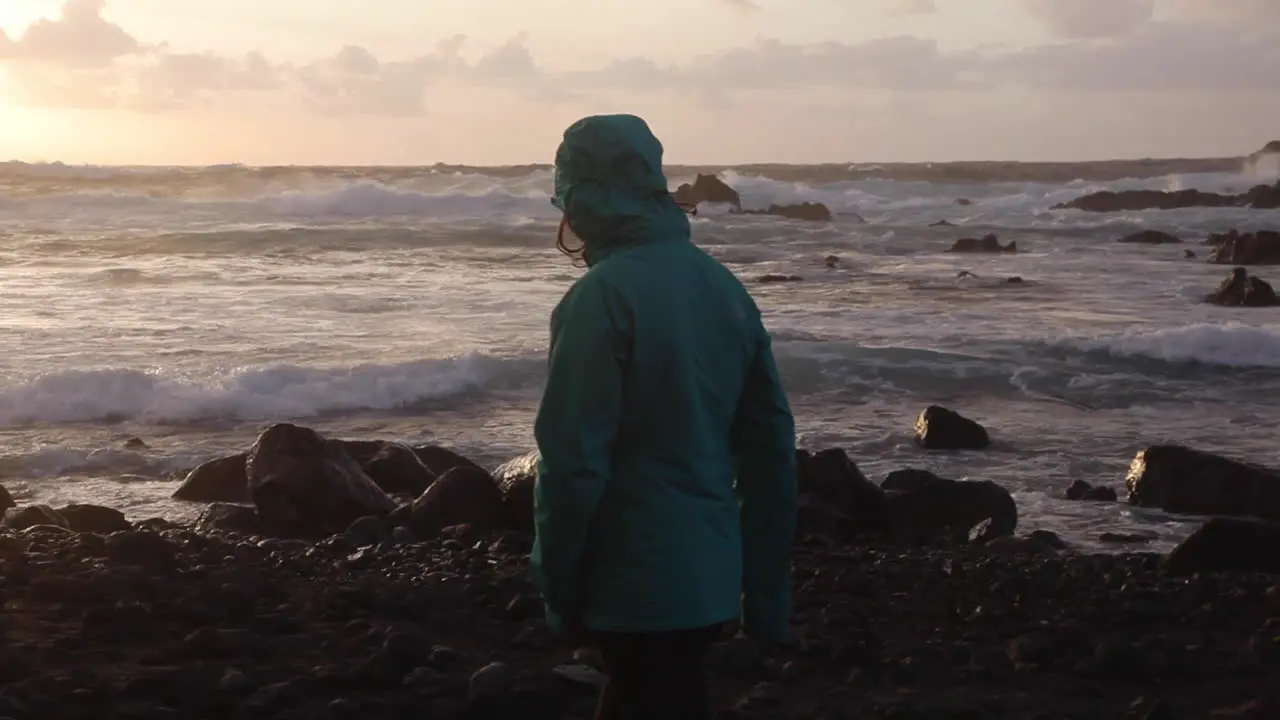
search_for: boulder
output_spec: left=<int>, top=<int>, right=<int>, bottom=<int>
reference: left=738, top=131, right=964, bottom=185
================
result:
left=195, top=503, right=262, bottom=535
left=914, top=406, right=991, bottom=450
left=2, top=504, right=69, bottom=531
left=930, top=220, right=954, bottom=227
left=1184, top=249, right=1197, bottom=259
left=1208, top=230, right=1280, bottom=265
left=410, top=444, right=487, bottom=478
left=1065, top=480, right=1118, bottom=502
left=761, top=202, right=832, bottom=222
left=881, top=468, right=948, bottom=493
left=246, top=423, right=396, bottom=538
left=338, top=440, right=435, bottom=496
left=172, top=453, right=250, bottom=503
left=757, top=274, right=802, bottom=283
left=947, top=234, right=1015, bottom=253
left=407, top=466, right=506, bottom=537
left=885, top=477, right=1017, bottom=545
left=1125, top=445, right=1280, bottom=521
left=672, top=174, right=742, bottom=210
left=795, top=448, right=889, bottom=539
left=1165, top=517, right=1280, bottom=576
left=56, top=504, right=131, bottom=534
left=955, top=198, right=972, bottom=206
left=0, top=484, right=13, bottom=514
left=1204, top=267, right=1280, bottom=307
left=1118, top=230, right=1181, bottom=244
left=492, top=451, right=539, bottom=533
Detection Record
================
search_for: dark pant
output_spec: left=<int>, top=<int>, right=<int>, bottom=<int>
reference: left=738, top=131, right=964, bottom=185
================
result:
left=593, top=625, right=720, bottom=720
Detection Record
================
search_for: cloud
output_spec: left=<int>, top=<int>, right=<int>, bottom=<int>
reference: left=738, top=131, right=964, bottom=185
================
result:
left=884, top=0, right=937, bottom=16
left=1162, top=0, right=1280, bottom=29
left=2, top=0, right=1278, bottom=124
left=717, top=0, right=760, bottom=11
left=1021, top=0, right=1155, bottom=38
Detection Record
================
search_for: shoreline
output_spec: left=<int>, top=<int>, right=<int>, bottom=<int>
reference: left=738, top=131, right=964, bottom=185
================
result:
left=1, top=510, right=1275, bottom=718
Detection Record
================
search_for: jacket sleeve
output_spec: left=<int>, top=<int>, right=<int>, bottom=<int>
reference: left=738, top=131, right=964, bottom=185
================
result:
left=530, top=273, right=628, bottom=631
left=731, top=323, right=798, bottom=644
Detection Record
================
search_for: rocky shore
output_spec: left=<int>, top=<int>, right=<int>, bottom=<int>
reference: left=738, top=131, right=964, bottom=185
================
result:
left=4, top=414, right=1280, bottom=719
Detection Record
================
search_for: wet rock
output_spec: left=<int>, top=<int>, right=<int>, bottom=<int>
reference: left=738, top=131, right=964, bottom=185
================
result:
left=948, top=233, right=1015, bottom=253
left=1119, top=230, right=1181, bottom=244
left=1125, top=445, right=1280, bottom=520
left=56, top=504, right=131, bottom=534
left=339, top=440, right=435, bottom=496
left=1100, top=532, right=1155, bottom=545
left=955, top=198, right=972, bottom=206
left=795, top=448, right=889, bottom=538
left=672, top=174, right=742, bottom=210
left=886, top=477, right=1017, bottom=545
left=881, top=468, right=948, bottom=493
left=344, top=515, right=390, bottom=547
left=1166, top=518, right=1280, bottom=576
left=1066, top=480, right=1119, bottom=502
left=468, top=661, right=512, bottom=700
left=1185, top=249, right=1197, bottom=259
left=1055, top=182, right=1280, bottom=212
left=172, top=452, right=250, bottom=503
left=246, top=423, right=396, bottom=538
left=914, top=405, right=991, bottom=450
left=757, top=273, right=803, bottom=283
left=823, top=255, right=841, bottom=268
left=409, top=444, right=486, bottom=479
left=758, top=202, right=832, bottom=222
left=1208, top=230, right=1280, bottom=265
left=930, top=219, right=954, bottom=227
left=2, top=504, right=69, bottom=531
left=409, top=466, right=505, bottom=536
left=195, top=503, right=261, bottom=534
left=124, top=436, right=148, bottom=449
left=1205, top=267, right=1280, bottom=307
left=493, top=451, right=539, bottom=533
left=0, top=484, right=14, bottom=514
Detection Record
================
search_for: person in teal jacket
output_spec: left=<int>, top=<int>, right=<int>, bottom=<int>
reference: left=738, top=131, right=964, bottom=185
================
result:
left=531, top=113, right=798, bottom=719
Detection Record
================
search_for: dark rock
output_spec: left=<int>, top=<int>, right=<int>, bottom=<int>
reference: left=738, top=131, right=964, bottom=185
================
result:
left=886, top=477, right=1017, bottom=545
left=930, top=219, right=954, bottom=227
left=344, top=515, right=390, bottom=547
left=795, top=448, right=889, bottom=538
left=410, top=444, right=486, bottom=478
left=823, top=255, right=841, bottom=268
left=246, top=423, right=396, bottom=538
left=955, top=198, right=972, bottom=206
left=1066, top=480, right=1119, bottom=502
left=1099, top=532, right=1155, bottom=545
left=1205, top=267, right=1280, bottom=307
left=172, top=453, right=249, bottom=503
left=104, top=530, right=177, bottom=567
left=2, top=504, right=69, bottom=531
left=947, top=233, right=1015, bottom=254
left=672, top=174, right=742, bottom=210
left=1209, top=230, right=1280, bottom=265
left=493, top=451, right=538, bottom=533
left=914, top=405, right=991, bottom=450
left=124, top=437, right=147, bottom=449
left=881, top=469, right=948, bottom=493
left=468, top=661, right=512, bottom=700
left=339, top=440, right=435, bottom=496
left=757, top=273, right=803, bottom=283
left=1246, top=140, right=1280, bottom=169
left=1054, top=182, right=1280, bottom=212
left=0, top=485, right=14, bottom=514
left=54, top=504, right=130, bottom=534
left=194, top=502, right=261, bottom=534
left=1125, top=445, right=1280, bottom=520
left=1119, top=230, right=1181, bottom=244
left=760, top=202, right=832, bottom=222
left=1166, top=518, right=1280, bottom=575
left=409, top=466, right=505, bottom=536
left=1185, top=249, right=1197, bottom=259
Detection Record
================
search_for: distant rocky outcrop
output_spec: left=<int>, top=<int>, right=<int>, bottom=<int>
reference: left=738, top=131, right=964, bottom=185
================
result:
left=1245, top=140, right=1280, bottom=172
left=947, top=233, right=1016, bottom=254
left=1204, top=267, right=1280, bottom=307
left=671, top=173, right=843, bottom=223
left=672, top=173, right=742, bottom=209
left=1125, top=445, right=1280, bottom=521
left=1206, top=229, right=1280, bottom=265
left=1118, top=230, right=1181, bottom=244
left=757, top=273, right=803, bottom=283
left=1054, top=181, right=1280, bottom=212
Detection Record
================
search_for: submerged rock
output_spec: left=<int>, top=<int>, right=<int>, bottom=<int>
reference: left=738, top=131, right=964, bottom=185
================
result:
left=1065, top=480, right=1118, bottom=502
left=947, top=234, right=1015, bottom=253
left=1118, top=230, right=1181, bottom=244
left=1204, top=267, right=1280, bottom=307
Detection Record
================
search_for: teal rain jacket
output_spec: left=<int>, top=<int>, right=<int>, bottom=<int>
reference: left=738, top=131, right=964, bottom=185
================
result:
left=530, top=114, right=798, bottom=642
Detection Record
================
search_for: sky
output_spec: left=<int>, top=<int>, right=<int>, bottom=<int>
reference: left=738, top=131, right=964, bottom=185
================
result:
left=0, top=0, right=1277, bottom=165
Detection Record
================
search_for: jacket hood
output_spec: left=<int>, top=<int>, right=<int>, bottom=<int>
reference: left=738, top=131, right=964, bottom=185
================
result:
left=552, top=114, right=690, bottom=265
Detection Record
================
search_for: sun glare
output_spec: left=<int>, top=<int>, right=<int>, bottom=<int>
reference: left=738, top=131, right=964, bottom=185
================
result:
left=0, top=0, right=55, bottom=36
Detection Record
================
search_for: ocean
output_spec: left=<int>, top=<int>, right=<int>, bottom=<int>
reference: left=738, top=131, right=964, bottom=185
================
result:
left=2, top=157, right=1278, bottom=552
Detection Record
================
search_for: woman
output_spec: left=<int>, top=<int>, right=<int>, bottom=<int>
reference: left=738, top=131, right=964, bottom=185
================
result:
left=530, top=114, right=798, bottom=719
